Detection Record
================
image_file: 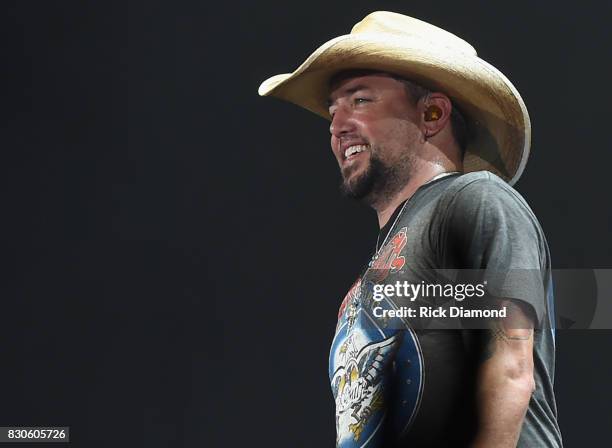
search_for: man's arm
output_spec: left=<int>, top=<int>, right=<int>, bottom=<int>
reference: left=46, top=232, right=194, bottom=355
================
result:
left=471, top=300, right=536, bottom=448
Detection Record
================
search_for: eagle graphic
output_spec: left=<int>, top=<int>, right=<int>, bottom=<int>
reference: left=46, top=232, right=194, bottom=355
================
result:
left=331, top=333, right=401, bottom=442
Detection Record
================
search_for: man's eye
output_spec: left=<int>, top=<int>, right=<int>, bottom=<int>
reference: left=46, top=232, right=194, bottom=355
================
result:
left=354, top=98, right=371, bottom=104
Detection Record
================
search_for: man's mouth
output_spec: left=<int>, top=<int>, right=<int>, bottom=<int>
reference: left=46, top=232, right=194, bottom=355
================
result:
left=344, top=144, right=370, bottom=160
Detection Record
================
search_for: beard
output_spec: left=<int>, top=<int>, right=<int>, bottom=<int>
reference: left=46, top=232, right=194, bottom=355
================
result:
left=339, top=148, right=416, bottom=205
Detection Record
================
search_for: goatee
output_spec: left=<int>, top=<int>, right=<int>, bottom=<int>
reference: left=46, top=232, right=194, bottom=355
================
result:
left=340, top=151, right=415, bottom=206
left=340, top=156, right=385, bottom=200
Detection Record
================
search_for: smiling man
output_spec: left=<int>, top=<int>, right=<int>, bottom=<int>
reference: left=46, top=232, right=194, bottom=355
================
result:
left=259, top=11, right=562, bottom=448
left=327, top=71, right=464, bottom=228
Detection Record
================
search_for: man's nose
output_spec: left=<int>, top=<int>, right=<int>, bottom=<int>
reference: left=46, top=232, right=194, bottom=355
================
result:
left=329, top=106, right=354, bottom=138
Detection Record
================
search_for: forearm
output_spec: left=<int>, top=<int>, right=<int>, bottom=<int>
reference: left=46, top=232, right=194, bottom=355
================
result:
left=472, top=353, right=535, bottom=447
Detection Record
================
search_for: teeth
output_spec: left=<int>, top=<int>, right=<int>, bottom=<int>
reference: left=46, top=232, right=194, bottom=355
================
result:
left=344, top=145, right=369, bottom=158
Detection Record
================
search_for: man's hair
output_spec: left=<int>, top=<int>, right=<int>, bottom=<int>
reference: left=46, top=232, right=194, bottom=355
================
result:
left=329, top=69, right=470, bottom=155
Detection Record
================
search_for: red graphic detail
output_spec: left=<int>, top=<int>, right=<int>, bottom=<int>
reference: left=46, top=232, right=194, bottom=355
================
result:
left=370, top=227, right=408, bottom=282
left=338, top=278, right=361, bottom=319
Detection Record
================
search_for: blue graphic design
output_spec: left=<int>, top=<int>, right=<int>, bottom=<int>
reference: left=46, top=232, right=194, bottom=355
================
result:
left=329, top=279, right=423, bottom=447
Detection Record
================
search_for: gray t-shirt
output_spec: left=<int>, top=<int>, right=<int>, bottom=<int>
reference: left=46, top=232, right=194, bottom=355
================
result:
left=329, top=171, right=562, bottom=447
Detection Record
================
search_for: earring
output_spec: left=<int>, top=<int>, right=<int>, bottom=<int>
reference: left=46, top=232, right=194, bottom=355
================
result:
left=424, top=105, right=442, bottom=121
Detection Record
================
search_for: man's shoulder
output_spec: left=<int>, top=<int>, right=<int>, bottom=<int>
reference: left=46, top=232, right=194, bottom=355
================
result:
left=405, top=170, right=539, bottom=231
left=441, top=170, right=530, bottom=210
left=446, top=170, right=516, bottom=193
left=431, top=171, right=546, bottom=238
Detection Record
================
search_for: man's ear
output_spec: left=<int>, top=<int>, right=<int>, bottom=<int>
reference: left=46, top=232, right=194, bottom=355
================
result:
left=420, top=93, right=452, bottom=139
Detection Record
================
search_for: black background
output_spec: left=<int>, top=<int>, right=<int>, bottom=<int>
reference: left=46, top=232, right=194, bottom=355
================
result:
left=2, top=1, right=611, bottom=446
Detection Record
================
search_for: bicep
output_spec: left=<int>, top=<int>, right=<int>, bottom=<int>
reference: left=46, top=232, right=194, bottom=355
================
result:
left=477, top=299, right=535, bottom=381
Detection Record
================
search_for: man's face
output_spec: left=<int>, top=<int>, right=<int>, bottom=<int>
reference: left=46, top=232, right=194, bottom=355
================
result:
left=328, top=73, right=423, bottom=203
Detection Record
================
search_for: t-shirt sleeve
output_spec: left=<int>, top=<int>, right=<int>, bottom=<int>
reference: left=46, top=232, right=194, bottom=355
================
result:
left=439, top=175, right=547, bottom=325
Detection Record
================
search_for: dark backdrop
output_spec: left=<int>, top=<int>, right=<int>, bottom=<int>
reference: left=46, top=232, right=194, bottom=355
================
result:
left=2, top=1, right=611, bottom=446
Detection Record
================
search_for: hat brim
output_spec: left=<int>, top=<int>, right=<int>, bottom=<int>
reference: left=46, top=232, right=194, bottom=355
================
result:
left=259, top=33, right=530, bottom=185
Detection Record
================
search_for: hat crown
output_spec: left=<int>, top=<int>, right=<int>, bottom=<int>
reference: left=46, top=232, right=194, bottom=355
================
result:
left=351, top=11, right=477, bottom=57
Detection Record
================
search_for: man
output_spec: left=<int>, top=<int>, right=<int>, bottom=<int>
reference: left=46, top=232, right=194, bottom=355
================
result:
left=259, top=11, right=562, bottom=447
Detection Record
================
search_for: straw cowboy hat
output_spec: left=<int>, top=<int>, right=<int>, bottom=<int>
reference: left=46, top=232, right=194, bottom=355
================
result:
left=258, top=11, right=531, bottom=185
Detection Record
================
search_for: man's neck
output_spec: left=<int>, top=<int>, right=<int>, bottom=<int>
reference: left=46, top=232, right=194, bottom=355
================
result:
left=375, top=166, right=459, bottom=228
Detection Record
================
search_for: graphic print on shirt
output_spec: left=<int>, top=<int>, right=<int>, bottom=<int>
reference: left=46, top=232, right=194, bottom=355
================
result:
left=331, top=332, right=400, bottom=442
left=337, top=278, right=362, bottom=331
left=330, top=228, right=423, bottom=448
left=370, top=227, right=408, bottom=282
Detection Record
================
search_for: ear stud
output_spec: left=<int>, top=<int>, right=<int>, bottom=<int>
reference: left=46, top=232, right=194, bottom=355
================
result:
left=424, top=105, right=442, bottom=121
